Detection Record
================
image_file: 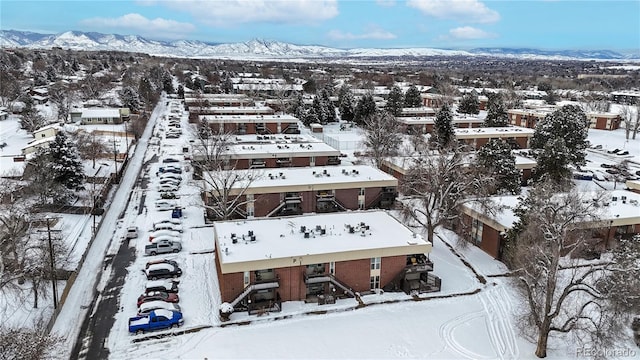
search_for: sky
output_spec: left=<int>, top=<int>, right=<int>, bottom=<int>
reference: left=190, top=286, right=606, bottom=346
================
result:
left=1, top=0, right=639, bottom=52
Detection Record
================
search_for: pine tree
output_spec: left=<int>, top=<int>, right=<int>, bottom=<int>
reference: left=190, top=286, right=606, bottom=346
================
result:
left=404, top=84, right=422, bottom=108
left=533, top=137, right=573, bottom=186
left=354, top=93, right=377, bottom=125
left=319, top=88, right=336, bottom=123
left=177, top=85, right=185, bottom=99
left=483, top=93, right=509, bottom=127
left=162, top=72, right=174, bottom=94
left=530, top=104, right=589, bottom=170
left=118, top=86, right=141, bottom=113
left=458, top=92, right=480, bottom=115
left=312, top=95, right=329, bottom=124
left=337, top=85, right=355, bottom=122
left=431, top=103, right=455, bottom=149
left=385, top=85, right=404, bottom=116
left=48, top=131, right=85, bottom=191
left=476, top=139, right=521, bottom=194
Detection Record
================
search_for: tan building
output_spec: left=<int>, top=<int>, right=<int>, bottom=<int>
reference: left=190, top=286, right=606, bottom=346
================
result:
left=215, top=210, right=440, bottom=315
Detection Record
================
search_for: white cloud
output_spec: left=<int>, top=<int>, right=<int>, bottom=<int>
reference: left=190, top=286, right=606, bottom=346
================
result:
left=80, top=13, right=195, bottom=38
left=158, top=0, right=338, bottom=27
left=447, top=26, right=496, bottom=40
left=407, top=0, right=500, bottom=23
left=327, top=26, right=397, bottom=41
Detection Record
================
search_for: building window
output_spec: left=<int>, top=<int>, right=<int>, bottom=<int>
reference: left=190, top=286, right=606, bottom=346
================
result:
left=471, top=218, right=483, bottom=245
left=370, top=275, right=380, bottom=289
left=359, top=188, right=365, bottom=196
left=329, top=261, right=335, bottom=275
left=370, top=257, right=381, bottom=270
left=243, top=271, right=250, bottom=287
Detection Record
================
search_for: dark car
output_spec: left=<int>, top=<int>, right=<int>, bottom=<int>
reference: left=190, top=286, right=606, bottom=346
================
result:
left=144, top=263, right=182, bottom=280
left=145, top=279, right=179, bottom=293
left=137, top=291, right=179, bottom=307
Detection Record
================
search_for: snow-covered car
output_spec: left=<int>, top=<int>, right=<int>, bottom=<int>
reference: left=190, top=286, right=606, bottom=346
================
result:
left=144, top=262, right=182, bottom=280
left=150, top=229, right=181, bottom=239
left=159, top=178, right=181, bottom=187
left=159, top=173, right=182, bottom=181
left=157, top=184, right=179, bottom=193
left=162, top=157, right=181, bottom=163
left=137, top=291, right=179, bottom=307
left=145, top=258, right=179, bottom=269
left=145, top=279, right=179, bottom=293
left=152, top=222, right=183, bottom=232
left=149, top=235, right=181, bottom=244
left=155, top=200, right=178, bottom=211
left=137, top=300, right=181, bottom=316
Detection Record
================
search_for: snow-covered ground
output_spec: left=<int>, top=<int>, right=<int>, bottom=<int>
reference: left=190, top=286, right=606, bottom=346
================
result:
left=3, top=97, right=639, bottom=358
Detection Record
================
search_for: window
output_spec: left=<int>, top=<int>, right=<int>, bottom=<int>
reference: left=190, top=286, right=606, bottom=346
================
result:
left=370, top=257, right=381, bottom=270
left=329, top=261, right=335, bottom=275
left=370, top=275, right=380, bottom=289
left=471, top=218, right=483, bottom=245
left=359, top=188, right=365, bottom=196
left=243, top=271, right=250, bottom=287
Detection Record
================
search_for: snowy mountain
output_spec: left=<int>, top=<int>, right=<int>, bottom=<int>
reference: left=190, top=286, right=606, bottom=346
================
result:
left=1, top=29, right=637, bottom=61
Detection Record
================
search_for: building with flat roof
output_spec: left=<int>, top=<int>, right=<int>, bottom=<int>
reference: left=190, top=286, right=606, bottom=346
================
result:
left=508, top=107, right=621, bottom=131
left=396, top=116, right=484, bottom=134
left=454, top=126, right=535, bottom=150
left=202, top=165, right=398, bottom=218
left=197, top=114, right=300, bottom=135
left=459, top=189, right=640, bottom=259
left=214, top=210, right=440, bottom=315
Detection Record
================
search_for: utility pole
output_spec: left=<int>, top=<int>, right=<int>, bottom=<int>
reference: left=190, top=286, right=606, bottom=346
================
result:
left=45, top=217, right=58, bottom=310
left=113, top=132, right=119, bottom=183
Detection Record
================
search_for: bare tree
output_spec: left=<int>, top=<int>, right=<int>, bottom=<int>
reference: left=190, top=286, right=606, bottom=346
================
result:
left=191, top=125, right=261, bottom=221
left=508, top=182, right=640, bottom=358
left=69, top=130, right=108, bottom=168
left=619, top=102, right=640, bottom=140
left=362, top=111, right=402, bottom=168
left=400, top=144, right=493, bottom=245
left=19, top=111, right=47, bottom=134
left=0, top=320, right=65, bottom=360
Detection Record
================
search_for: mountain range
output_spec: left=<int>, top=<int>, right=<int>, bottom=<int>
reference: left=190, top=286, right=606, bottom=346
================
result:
left=1, top=29, right=638, bottom=61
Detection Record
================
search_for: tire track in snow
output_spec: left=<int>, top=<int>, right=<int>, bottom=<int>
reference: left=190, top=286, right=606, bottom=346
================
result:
left=439, top=310, right=493, bottom=360
left=480, top=284, right=520, bottom=360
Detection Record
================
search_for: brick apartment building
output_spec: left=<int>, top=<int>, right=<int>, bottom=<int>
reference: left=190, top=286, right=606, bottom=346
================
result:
left=214, top=211, right=440, bottom=315
left=454, top=126, right=535, bottom=150
left=197, top=114, right=301, bottom=135
left=396, top=116, right=484, bottom=134
left=508, top=108, right=621, bottom=131
left=202, top=165, right=398, bottom=218
left=459, top=190, right=640, bottom=260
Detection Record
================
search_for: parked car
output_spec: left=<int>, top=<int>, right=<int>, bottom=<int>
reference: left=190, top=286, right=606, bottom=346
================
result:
left=144, top=263, right=182, bottom=280
left=162, top=157, right=181, bottom=163
left=128, top=309, right=184, bottom=334
left=159, top=179, right=181, bottom=187
left=145, top=279, right=179, bottom=293
left=145, top=258, right=179, bottom=269
left=160, top=192, right=178, bottom=200
left=137, top=300, right=181, bottom=316
left=159, top=173, right=182, bottom=181
left=149, top=235, right=181, bottom=244
left=158, top=184, right=179, bottom=193
left=159, top=166, right=182, bottom=174
left=137, top=290, right=179, bottom=307
left=125, top=226, right=138, bottom=239
left=156, top=200, right=178, bottom=211
left=153, top=222, right=183, bottom=232
left=145, top=240, right=182, bottom=256
left=150, top=229, right=181, bottom=239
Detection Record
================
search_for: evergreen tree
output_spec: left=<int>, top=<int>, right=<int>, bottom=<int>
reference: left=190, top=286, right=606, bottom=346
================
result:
left=337, top=85, right=355, bottom=122
left=319, top=88, right=336, bottom=123
left=48, top=131, right=85, bottom=191
left=530, top=104, right=589, bottom=170
left=533, top=137, right=573, bottom=186
left=162, top=72, right=174, bottom=94
left=404, top=84, right=422, bottom=108
left=138, top=77, right=156, bottom=108
left=385, top=85, right=404, bottom=116
left=118, top=86, right=141, bottom=113
left=483, top=93, right=509, bottom=127
left=431, top=103, right=455, bottom=149
left=354, top=93, right=377, bottom=125
left=177, top=85, right=185, bottom=99
left=476, top=139, right=521, bottom=194
left=458, top=92, right=480, bottom=115
left=312, top=95, right=329, bottom=124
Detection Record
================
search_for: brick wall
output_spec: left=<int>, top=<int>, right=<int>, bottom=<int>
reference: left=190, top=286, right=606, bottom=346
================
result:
left=254, top=193, right=282, bottom=217
left=335, top=188, right=360, bottom=209
left=380, top=255, right=407, bottom=288
left=335, top=258, right=371, bottom=293
left=275, top=266, right=305, bottom=301
left=291, top=156, right=311, bottom=167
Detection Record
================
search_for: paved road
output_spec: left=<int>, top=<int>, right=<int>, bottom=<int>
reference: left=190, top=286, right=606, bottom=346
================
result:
left=62, top=98, right=164, bottom=360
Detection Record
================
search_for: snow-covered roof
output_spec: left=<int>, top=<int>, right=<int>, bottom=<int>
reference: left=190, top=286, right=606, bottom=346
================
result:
left=215, top=210, right=430, bottom=273
left=463, top=189, right=640, bottom=231
left=454, top=126, right=535, bottom=138
left=198, top=114, right=298, bottom=123
left=396, top=117, right=484, bottom=125
left=81, top=108, right=121, bottom=118
left=189, top=106, right=275, bottom=114
left=204, top=165, right=397, bottom=194
left=225, top=141, right=340, bottom=159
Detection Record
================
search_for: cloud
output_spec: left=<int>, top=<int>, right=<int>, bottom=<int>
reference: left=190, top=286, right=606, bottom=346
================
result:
left=445, top=26, right=496, bottom=40
left=327, top=26, right=397, bottom=41
left=80, top=13, right=195, bottom=38
left=157, top=0, right=338, bottom=27
left=407, top=0, right=500, bottom=23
